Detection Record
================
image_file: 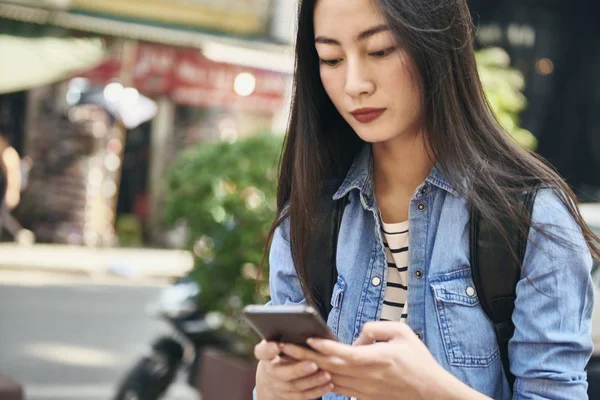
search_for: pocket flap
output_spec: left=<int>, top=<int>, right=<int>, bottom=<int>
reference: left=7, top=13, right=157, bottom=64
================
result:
left=430, top=268, right=479, bottom=306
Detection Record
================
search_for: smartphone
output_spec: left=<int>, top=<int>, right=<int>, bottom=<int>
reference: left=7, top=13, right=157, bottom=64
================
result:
left=242, top=304, right=338, bottom=346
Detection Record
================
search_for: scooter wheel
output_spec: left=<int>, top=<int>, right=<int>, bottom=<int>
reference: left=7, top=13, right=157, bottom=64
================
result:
left=113, top=339, right=184, bottom=400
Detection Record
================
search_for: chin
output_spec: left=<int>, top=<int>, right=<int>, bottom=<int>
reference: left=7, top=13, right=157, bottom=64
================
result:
left=353, top=129, right=396, bottom=144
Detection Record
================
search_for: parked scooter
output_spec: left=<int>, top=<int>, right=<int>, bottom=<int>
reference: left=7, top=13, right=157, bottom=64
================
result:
left=113, top=278, right=232, bottom=400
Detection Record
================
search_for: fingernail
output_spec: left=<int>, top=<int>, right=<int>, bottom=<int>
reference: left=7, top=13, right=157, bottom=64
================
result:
left=323, top=372, right=331, bottom=381
left=307, top=362, right=318, bottom=372
left=307, top=338, right=319, bottom=348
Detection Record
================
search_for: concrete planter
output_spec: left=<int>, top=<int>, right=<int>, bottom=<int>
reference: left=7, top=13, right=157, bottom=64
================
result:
left=0, top=374, right=23, bottom=400
left=196, top=348, right=257, bottom=400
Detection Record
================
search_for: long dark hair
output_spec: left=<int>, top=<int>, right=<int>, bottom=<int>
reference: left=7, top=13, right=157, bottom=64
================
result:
left=261, top=0, right=600, bottom=306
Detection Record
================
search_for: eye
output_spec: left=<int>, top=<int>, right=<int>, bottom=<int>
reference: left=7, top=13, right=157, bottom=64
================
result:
left=320, top=58, right=343, bottom=67
left=370, top=47, right=397, bottom=58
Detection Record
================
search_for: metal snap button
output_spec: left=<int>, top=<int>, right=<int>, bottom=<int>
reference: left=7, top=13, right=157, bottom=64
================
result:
left=466, top=286, right=476, bottom=297
left=372, top=277, right=381, bottom=287
left=414, top=269, right=424, bottom=279
left=420, top=186, right=429, bottom=196
left=416, top=332, right=423, bottom=340
left=417, top=203, right=426, bottom=212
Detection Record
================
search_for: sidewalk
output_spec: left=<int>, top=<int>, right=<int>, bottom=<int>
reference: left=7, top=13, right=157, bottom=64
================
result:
left=24, top=381, right=199, bottom=400
left=0, top=243, right=194, bottom=279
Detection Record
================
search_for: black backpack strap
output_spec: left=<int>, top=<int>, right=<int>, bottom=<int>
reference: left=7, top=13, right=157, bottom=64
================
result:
left=307, top=193, right=348, bottom=321
left=470, top=186, right=538, bottom=391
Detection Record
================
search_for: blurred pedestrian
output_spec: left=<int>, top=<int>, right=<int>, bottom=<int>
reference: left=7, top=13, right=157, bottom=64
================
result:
left=0, top=134, right=21, bottom=210
left=252, top=0, right=599, bottom=399
left=0, top=133, right=33, bottom=244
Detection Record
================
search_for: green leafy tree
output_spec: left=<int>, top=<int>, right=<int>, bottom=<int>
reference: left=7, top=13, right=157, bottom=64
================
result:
left=476, top=47, right=537, bottom=150
left=164, top=134, right=282, bottom=357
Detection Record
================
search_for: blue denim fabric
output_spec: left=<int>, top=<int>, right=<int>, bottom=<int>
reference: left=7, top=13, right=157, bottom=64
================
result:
left=256, top=145, right=594, bottom=400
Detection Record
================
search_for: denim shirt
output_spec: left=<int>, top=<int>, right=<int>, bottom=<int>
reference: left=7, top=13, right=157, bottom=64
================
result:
left=259, top=145, right=594, bottom=400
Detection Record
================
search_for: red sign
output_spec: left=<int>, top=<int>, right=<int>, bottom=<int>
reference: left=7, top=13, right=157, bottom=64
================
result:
left=79, top=43, right=287, bottom=113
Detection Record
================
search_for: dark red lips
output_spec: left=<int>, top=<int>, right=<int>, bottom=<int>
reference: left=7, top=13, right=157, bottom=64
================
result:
left=350, top=108, right=386, bottom=123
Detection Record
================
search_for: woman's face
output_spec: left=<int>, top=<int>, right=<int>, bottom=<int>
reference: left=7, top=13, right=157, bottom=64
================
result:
left=313, top=0, right=423, bottom=143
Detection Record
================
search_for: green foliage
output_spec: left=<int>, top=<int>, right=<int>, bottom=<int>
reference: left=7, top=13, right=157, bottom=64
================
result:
left=115, top=214, right=143, bottom=247
left=163, top=134, right=283, bottom=356
left=477, top=47, right=538, bottom=150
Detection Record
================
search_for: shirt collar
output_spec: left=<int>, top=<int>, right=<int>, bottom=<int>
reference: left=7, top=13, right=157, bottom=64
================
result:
left=332, top=144, right=458, bottom=203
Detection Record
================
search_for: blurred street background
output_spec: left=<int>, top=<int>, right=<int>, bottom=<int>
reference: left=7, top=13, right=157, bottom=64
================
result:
left=0, top=0, right=598, bottom=399
left=0, top=270, right=198, bottom=400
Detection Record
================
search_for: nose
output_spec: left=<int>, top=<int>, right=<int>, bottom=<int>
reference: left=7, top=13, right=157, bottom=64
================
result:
left=345, top=58, right=375, bottom=99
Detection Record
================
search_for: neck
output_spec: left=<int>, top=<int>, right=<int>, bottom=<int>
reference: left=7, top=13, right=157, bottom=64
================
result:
left=372, top=131, right=434, bottom=200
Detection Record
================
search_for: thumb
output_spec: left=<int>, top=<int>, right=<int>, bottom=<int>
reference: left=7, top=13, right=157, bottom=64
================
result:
left=352, top=321, right=411, bottom=346
left=254, top=340, right=281, bottom=361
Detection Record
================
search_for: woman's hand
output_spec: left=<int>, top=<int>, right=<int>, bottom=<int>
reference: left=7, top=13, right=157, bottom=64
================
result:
left=280, top=322, right=488, bottom=400
left=254, top=340, right=335, bottom=400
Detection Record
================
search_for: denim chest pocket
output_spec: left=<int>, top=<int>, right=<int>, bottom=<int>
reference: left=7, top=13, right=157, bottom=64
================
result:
left=430, top=268, right=499, bottom=367
left=327, top=276, right=346, bottom=337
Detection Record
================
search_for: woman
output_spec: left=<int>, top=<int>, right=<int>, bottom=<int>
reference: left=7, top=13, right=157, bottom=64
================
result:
left=253, top=0, right=600, bottom=399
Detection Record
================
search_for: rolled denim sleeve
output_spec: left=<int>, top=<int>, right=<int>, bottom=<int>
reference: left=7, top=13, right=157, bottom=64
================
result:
left=510, top=189, right=594, bottom=399
left=253, top=218, right=306, bottom=400
left=267, top=217, right=306, bottom=306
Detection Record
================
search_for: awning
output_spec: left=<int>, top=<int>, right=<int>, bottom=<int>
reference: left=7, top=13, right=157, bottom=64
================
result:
left=0, top=34, right=106, bottom=94
left=78, top=42, right=288, bottom=113
left=0, top=2, right=294, bottom=74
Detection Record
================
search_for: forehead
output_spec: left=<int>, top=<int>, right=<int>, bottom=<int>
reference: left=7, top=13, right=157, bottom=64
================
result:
left=313, top=0, right=386, bottom=36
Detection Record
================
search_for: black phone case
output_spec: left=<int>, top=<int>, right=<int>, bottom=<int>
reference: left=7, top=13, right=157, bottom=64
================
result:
left=242, top=305, right=337, bottom=346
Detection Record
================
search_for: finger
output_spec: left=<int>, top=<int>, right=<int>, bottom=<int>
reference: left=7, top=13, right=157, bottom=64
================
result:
left=353, top=321, right=412, bottom=346
left=282, top=382, right=335, bottom=400
left=287, top=370, right=332, bottom=392
left=331, top=374, right=369, bottom=399
left=352, top=331, right=376, bottom=347
left=254, top=340, right=280, bottom=361
left=306, top=338, right=365, bottom=361
left=268, top=355, right=295, bottom=368
left=279, top=355, right=297, bottom=364
left=280, top=343, right=344, bottom=370
left=271, top=360, right=320, bottom=382
left=330, top=373, right=368, bottom=394
left=263, top=356, right=294, bottom=380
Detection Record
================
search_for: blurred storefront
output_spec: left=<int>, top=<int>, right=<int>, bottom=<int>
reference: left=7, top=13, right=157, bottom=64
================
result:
left=0, top=0, right=295, bottom=246
left=76, top=41, right=290, bottom=246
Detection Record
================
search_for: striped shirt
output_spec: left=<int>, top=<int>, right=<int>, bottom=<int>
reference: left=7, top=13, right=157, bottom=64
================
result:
left=349, top=220, right=410, bottom=400
left=380, top=219, right=409, bottom=322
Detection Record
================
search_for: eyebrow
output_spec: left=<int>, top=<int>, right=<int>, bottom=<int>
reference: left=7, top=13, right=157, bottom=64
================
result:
left=315, top=24, right=390, bottom=45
